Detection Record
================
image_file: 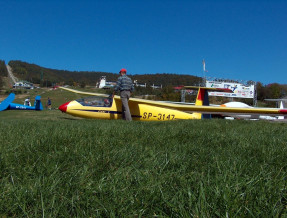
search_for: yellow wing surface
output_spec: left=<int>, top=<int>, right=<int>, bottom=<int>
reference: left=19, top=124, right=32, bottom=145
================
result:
left=130, top=99, right=287, bottom=115
left=59, top=87, right=287, bottom=117
left=60, top=87, right=110, bottom=97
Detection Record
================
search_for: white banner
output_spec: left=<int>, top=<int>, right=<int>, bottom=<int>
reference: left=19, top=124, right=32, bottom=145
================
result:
left=206, top=81, right=255, bottom=98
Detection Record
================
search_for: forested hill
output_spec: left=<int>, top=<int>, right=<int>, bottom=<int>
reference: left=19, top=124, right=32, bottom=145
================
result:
left=0, top=60, right=8, bottom=88
left=8, top=60, right=115, bottom=86
left=2, top=60, right=287, bottom=100
left=7, top=60, right=202, bottom=87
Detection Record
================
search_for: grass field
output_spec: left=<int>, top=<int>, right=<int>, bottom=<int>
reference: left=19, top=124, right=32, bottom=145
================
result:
left=1, top=89, right=287, bottom=216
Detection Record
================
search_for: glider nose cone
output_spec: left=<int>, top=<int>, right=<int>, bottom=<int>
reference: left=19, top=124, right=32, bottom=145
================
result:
left=59, top=101, right=70, bottom=112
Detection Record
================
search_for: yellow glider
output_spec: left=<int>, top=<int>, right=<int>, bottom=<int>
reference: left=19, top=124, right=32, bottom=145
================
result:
left=58, top=86, right=287, bottom=121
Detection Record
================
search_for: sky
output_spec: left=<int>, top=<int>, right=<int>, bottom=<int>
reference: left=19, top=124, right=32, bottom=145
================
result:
left=0, top=0, right=286, bottom=85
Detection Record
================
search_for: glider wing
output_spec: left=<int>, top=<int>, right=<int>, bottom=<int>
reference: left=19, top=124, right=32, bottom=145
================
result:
left=128, top=98, right=287, bottom=116
left=60, top=87, right=110, bottom=97
left=0, top=93, right=15, bottom=111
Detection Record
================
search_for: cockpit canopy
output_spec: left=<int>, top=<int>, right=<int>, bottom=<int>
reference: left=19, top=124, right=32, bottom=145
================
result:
left=76, top=96, right=113, bottom=107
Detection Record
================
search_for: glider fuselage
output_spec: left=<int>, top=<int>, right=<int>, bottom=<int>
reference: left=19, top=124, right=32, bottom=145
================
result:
left=59, top=97, right=195, bottom=121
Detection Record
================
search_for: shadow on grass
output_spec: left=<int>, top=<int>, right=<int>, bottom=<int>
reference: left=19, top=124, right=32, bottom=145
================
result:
left=59, top=117, right=83, bottom=120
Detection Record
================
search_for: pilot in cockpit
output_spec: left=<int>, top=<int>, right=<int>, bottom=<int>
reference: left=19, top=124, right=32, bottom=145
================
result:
left=104, top=98, right=111, bottom=107
left=84, top=100, right=92, bottom=106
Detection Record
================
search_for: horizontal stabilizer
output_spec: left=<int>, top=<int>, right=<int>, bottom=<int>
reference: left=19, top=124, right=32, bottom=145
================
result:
left=184, top=86, right=233, bottom=93
left=265, top=99, right=287, bottom=102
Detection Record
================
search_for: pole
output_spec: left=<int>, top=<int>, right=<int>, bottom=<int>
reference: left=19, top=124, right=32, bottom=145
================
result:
left=181, top=89, right=186, bottom=102
left=202, top=59, right=206, bottom=86
left=253, top=82, right=257, bottom=107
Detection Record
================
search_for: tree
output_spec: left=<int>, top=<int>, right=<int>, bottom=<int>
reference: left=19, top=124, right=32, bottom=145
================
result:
left=268, top=83, right=281, bottom=99
left=80, top=81, right=86, bottom=88
left=256, top=82, right=267, bottom=101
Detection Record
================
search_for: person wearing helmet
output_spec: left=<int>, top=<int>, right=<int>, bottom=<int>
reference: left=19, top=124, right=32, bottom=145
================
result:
left=104, top=98, right=110, bottom=107
left=113, top=68, right=134, bottom=121
left=24, top=97, right=31, bottom=106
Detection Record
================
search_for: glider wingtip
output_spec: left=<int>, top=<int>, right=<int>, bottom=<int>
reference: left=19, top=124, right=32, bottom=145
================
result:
left=279, top=109, right=287, bottom=114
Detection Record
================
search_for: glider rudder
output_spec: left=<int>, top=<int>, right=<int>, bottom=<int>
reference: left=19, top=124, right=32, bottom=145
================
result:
left=34, top=96, right=43, bottom=110
left=194, top=88, right=211, bottom=119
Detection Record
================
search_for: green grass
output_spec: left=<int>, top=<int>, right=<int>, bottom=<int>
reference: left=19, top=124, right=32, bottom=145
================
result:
left=0, top=110, right=287, bottom=217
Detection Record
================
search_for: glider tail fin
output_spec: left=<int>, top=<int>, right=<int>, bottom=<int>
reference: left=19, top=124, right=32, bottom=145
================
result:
left=34, top=96, right=43, bottom=111
left=264, top=98, right=287, bottom=120
left=185, top=86, right=233, bottom=119
left=193, top=87, right=211, bottom=119
left=278, top=101, right=285, bottom=120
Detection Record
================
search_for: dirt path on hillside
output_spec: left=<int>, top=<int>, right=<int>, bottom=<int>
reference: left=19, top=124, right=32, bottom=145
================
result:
left=6, top=65, right=18, bottom=84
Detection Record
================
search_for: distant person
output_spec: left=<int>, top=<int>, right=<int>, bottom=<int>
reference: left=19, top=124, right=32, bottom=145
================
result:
left=47, top=97, right=52, bottom=110
left=113, top=68, right=134, bottom=121
left=24, top=97, right=31, bottom=106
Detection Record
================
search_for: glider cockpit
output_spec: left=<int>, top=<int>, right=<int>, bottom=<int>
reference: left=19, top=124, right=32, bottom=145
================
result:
left=76, top=96, right=113, bottom=107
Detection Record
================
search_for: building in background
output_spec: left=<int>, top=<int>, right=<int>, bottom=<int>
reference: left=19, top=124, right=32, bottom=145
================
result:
left=97, top=76, right=116, bottom=89
left=205, top=79, right=257, bottom=106
left=13, top=81, right=34, bottom=89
